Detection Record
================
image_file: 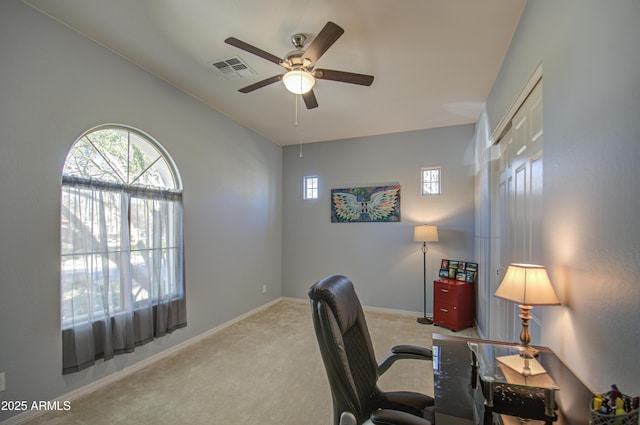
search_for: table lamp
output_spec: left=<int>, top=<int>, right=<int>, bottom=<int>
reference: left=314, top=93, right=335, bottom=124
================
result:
left=494, top=263, right=560, bottom=358
left=414, top=225, right=439, bottom=325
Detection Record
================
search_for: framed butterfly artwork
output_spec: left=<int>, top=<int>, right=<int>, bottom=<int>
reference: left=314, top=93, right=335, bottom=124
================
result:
left=331, top=185, right=401, bottom=223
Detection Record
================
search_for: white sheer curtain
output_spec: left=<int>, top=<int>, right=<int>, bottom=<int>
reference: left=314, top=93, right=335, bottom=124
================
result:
left=61, top=177, right=185, bottom=374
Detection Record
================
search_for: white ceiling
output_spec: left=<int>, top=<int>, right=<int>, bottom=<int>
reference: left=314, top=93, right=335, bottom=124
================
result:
left=23, top=0, right=525, bottom=146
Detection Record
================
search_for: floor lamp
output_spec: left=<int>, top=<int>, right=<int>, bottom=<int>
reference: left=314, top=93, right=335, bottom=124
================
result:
left=414, top=225, right=439, bottom=325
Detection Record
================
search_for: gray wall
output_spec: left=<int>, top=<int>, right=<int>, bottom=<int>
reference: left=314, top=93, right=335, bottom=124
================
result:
left=485, top=0, right=640, bottom=394
left=0, top=1, right=282, bottom=420
left=282, top=126, right=475, bottom=313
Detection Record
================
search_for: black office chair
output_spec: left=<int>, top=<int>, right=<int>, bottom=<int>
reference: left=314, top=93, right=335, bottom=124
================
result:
left=309, top=275, right=435, bottom=425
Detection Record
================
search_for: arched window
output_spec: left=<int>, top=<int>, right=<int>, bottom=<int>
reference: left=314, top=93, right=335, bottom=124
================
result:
left=61, top=125, right=186, bottom=374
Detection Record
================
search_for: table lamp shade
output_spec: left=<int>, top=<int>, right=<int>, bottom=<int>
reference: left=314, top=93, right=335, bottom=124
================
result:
left=495, top=263, right=560, bottom=306
left=414, top=225, right=439, bottom=243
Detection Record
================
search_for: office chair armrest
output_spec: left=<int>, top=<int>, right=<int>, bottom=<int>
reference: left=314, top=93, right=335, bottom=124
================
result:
left=370, top=409, right=432, bottom=425
left=378, top=344, right=433, bottom=375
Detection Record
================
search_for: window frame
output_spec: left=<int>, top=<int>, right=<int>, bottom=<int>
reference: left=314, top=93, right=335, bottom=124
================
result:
left=61, top=125, right=184, bottom=328
left=304, top=175, right=319, bottom=200
left=421, top=166, right=442, bottom=196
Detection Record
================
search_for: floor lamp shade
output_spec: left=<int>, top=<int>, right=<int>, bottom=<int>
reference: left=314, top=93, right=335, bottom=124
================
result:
left=413, top=225, right=439, bottom=243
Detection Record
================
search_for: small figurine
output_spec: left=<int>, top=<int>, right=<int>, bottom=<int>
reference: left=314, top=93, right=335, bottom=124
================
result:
left=615, top=398, right=627, bottom=425
left=593, top=393, right=603, bottom=411
left=611, top=384, right=622, bottom=403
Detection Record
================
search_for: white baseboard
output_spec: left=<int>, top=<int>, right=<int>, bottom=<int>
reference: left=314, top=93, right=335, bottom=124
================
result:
left=363, top=304, right=423, bottom=318
left=0, top=297, right=283, bottom=425
left=282, top=296, right=423, bottom=317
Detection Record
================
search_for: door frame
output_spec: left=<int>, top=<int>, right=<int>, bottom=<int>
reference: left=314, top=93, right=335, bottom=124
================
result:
left=486, top=64, right=543, bottom=342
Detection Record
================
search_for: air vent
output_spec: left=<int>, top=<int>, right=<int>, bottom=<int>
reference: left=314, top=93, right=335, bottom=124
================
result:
left=209, top=56, right=256, bottom=80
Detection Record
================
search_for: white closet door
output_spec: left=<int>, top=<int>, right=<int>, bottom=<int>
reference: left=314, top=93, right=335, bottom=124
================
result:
left=489, top=79, right=544, bottom=344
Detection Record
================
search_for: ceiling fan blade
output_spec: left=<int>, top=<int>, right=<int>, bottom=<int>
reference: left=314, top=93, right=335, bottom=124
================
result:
left=238, top=75, right=283, bottom=93
left=302, top=90, right=319, bottom=109
left=303, top=22, right=344, bottom=64
left=225, top=37, right=283, bottom=66
left=314, top=69, right=374, bottom=86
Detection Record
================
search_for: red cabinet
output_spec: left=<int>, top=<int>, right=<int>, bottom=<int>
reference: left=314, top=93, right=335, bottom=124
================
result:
left=433, top=278, right=475, bottom=331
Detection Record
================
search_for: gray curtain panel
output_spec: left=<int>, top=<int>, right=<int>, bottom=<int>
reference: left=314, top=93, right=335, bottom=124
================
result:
left=61, top=177, right=186, bottom=374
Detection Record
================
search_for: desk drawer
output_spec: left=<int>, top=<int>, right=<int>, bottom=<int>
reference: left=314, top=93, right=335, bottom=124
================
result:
left=434, top=301, right=458, bottom=330
left=434, top=280, right=458, bottom=304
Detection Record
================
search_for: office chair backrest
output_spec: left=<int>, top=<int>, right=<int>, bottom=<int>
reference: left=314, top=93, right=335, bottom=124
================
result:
left=308, top=275, right=380, bottom=425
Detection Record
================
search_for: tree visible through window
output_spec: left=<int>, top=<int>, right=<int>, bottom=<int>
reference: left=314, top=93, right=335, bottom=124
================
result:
left=60, top=125, right=186, bottom=374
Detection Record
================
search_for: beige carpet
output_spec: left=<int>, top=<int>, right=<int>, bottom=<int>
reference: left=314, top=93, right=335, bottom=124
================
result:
left=23, top=299, right=478, bottom=425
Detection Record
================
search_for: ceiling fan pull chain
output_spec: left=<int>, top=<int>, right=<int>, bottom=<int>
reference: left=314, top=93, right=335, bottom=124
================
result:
left=295, top=94, right=303, bottom=157
left=295, top=93, right=299, bottom=127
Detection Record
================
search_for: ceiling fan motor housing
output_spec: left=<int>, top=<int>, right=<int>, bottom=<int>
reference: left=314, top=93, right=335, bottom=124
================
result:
left=285, top=50, right=312, bottom=69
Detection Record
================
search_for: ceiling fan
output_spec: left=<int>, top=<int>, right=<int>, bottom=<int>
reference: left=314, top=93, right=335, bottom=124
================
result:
left=224, top=21, right=374, bottom=109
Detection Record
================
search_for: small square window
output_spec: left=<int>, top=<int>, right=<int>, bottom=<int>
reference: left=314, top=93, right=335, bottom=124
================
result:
left=304, top=176, right=318, bottom=200
left=421, top=167, right=441, bottom=195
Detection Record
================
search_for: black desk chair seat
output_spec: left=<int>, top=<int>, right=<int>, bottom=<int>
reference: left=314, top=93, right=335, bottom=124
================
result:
left=309, top=275, right=435, bottom=425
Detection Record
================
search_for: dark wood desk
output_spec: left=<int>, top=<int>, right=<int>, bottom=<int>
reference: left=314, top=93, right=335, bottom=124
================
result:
left=432, top=334, right=593, bottom=425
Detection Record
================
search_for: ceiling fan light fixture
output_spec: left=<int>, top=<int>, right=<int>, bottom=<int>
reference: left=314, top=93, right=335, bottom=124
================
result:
left=283, top=69, right=315, bottom=94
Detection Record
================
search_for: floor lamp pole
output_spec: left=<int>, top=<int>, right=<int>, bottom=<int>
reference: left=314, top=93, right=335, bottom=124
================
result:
left=417, top=242, right=433, bottom=324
